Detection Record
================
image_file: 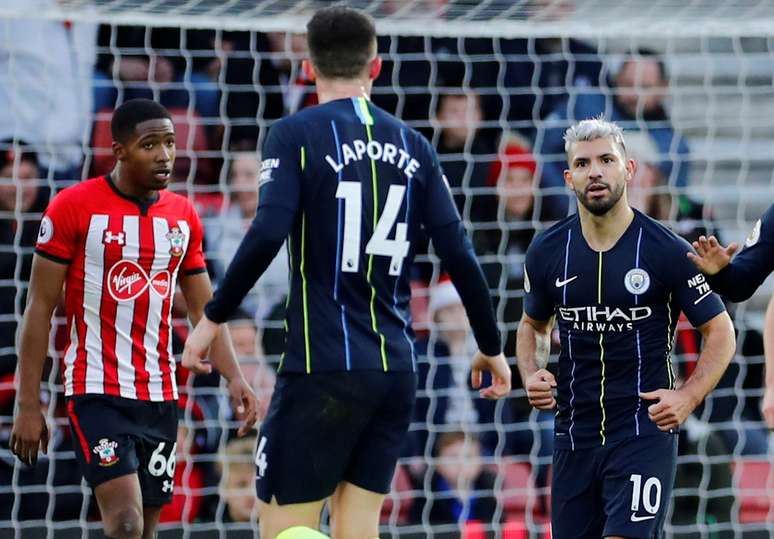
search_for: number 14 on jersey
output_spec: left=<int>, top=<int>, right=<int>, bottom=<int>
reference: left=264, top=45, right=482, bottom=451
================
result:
left=335, top=181, right=409, bottom=276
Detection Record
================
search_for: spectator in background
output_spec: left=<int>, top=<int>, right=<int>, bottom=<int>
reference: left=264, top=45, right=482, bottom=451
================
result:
left=434, top=87, right=498, bottom=230
left=409, top=431, right=498, bottom=527
left=93, top=25, right=220, bottom=119
left=409, top=277, right=517, bottom=460
left=0, top=0, right=96, bottom=184
left=223, top=31, right=314, bottom=143
left=204, top=149, right=289, bottom=321
left=537, top=49, right=691, bottom=215
left=217, top=435, right=258, bottom=523
left=0, top=141, right=44, bottom=382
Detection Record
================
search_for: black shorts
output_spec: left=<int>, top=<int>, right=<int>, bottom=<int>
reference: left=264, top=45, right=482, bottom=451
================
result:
left=66, top=394, right=178, bottom=506
left=552, top=432, right=678, bottom=539
left=256, top=370, right=416, bottom=505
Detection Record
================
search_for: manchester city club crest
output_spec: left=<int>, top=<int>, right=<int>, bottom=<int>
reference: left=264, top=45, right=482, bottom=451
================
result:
left=93, top=438, right=120, bottom=467
left=624, top=268, right=650, bottom=295
left=166, top=226, right=186, bottom=257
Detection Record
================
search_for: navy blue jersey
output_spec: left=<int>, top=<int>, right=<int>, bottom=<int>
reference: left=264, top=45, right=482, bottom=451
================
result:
left=708, top=203, right=774, bottom=302
left=206, top=97, right=500, bottom=373
left=524, top=210, right=726, bottom=449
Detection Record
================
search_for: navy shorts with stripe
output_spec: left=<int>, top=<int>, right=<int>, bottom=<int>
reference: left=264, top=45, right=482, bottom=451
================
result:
left=552, top=432, right=677, bottom=539
left=255, top=370, right=416, bottom=505
left=67, top=394, right=178, bottom=506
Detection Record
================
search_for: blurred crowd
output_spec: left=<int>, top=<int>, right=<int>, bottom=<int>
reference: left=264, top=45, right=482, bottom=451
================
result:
left=0, top=1, right=769, bottom=536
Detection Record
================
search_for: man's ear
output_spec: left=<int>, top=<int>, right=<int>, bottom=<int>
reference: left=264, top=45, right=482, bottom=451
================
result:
left=368, top=56, right=382, bottom=81
left=302, top=59, right=316, bottom=82
left=112, top=141, right=126, bottom=162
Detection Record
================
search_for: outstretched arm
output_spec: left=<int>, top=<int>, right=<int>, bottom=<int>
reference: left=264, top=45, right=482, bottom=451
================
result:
left=11, top=255, right=67, bottom=466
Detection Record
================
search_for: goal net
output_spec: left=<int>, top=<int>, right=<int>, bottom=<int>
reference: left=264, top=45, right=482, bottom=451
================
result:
left=1, top=0, right=773, bottom=537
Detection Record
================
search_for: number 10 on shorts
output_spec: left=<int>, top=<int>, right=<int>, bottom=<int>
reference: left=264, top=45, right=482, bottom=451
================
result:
left=629, top=474, right=662, bottom=514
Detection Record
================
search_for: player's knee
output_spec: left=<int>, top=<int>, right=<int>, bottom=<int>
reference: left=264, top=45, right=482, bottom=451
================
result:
left=275, top=526, right=330, bottom=539
left=103, top=505, right=143, bottom=539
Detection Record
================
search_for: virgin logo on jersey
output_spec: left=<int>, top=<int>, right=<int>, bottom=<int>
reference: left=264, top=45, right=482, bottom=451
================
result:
left=558, top=305, right=653, bottom=332
left=107, top=260, right=171, bottom=302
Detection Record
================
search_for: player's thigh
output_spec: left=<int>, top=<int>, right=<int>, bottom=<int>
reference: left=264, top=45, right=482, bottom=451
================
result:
left=341, top=371, right=416, bottom=496
left=256, top=496, right=326, bottom=539
left=66, top=396, right=142, bottom=491
left=133, top=400, right=179, bottom=508
left=256, top=372, right=387, bottom=506
left=329, top=481, right=384, bottom=539
left=601, top=433, right=678, bottom=539
left=551, top=446, right=605, bottom=539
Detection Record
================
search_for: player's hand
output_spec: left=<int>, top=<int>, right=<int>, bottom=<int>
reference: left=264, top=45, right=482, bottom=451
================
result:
left=687, top=235, right=738, bottom=276
left=227, top=376, right=259, bottom=437
left=762, top=386, right=774, bottom=430
left=525, top=369, right=557, bottom=410
left=470, top=351, right=511, bottom=400
left=181, top=316, right=220, bottom=375
left=639, top=388, right=696, bottom=431
left=10, top=405, right=49, bottom=467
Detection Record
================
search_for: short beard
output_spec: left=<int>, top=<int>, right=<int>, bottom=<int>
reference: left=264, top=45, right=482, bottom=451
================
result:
left=575, top=182, right=624, bottom=216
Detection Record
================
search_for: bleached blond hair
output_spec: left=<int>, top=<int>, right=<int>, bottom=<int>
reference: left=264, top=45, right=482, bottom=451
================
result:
left=563, top=117, right=627, bottom=162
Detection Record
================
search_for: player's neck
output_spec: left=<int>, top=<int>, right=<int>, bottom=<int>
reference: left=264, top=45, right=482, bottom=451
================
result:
left=315, top=77, right=373, bottom=104
left=111, top=165, right=158, bottom=201
left=578, top=200, right=635, bottom=252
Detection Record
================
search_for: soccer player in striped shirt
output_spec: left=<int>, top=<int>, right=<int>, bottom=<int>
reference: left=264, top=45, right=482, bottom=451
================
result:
left=183, top=7, right=511, bottom=539
left=517, top=118, right=735, bottom=539
left=10, top=99, right=257, bottom=539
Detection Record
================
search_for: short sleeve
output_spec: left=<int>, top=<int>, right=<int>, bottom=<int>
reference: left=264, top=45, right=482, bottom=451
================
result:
left=181, top=203, right=206, bottom=274
left=34, top=189, right=80, bottom=264
left=666, top=236, right=726, bottom=327
left=258, top=120, right=302, bottom=213
left=523, top=236, right=555, bottom=321
left=419, top=136, right=461, bottom=230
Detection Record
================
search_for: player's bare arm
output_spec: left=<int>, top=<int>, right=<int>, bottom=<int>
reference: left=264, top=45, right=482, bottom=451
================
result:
left=687, top=234, right=738, bottom=275
left=762, top=293, right=774, bottom=429
left=516, top=312, right=557, bottom=410
left=10, top=255, right=67, bottom=465
left=640, top=311, right=735, bottom=431
left=179, top=272, right=258, bottom=436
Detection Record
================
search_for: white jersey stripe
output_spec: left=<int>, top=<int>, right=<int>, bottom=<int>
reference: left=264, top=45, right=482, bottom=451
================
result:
left=144, top=217, right=170, bottom=401
left=170, top=220, right=193, bottom=400
left=115, top=215, right=139, bottom=399
left=83, top=215, right=109, bottom=394
left=63, top=318, right=78, bottom=396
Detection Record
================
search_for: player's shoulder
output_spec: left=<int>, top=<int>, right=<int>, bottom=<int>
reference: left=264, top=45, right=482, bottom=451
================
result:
left=48, top=176, right=109, bottom=207
left=761, top=203, right=774, bottom=231
left=528, top=213, right=578, bottom=253
left=635, top=209, right=691, bottom=251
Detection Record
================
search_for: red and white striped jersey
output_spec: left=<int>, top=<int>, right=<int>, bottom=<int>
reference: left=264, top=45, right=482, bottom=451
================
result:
left=35, top=175, right=206, bottom=401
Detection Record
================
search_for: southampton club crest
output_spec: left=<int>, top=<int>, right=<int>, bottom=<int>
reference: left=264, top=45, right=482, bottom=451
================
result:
left=166, top=226, right=186, bottom=257
left=624, top=268, right=651, bottom=295
left=93, top=438, right=120, bottom=467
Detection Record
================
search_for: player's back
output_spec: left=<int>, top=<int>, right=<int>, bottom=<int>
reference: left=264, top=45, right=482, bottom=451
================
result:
left=260, top=97, right=458, bottom=374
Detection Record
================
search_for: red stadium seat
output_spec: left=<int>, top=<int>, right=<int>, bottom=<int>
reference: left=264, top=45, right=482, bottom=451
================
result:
left=732, top=459, right=774, bottom=523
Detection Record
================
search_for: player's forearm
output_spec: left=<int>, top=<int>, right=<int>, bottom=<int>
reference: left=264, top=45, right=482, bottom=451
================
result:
left=707, top=250, right=771, bottom=302
left=680, top=312, right=735, bottom=407
left=764, top=294, right=774, bottom=387
left=16, top=304, right=54, bottom=409
left=207, top=324, right=245, bottom=383
left=516, top=319, right=551, bottom=382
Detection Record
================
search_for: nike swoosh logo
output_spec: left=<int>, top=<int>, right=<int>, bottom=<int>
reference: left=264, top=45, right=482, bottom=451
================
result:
left=555, top=275, right=578, bottom=287
left=630, top=514, right=656, bottom=522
